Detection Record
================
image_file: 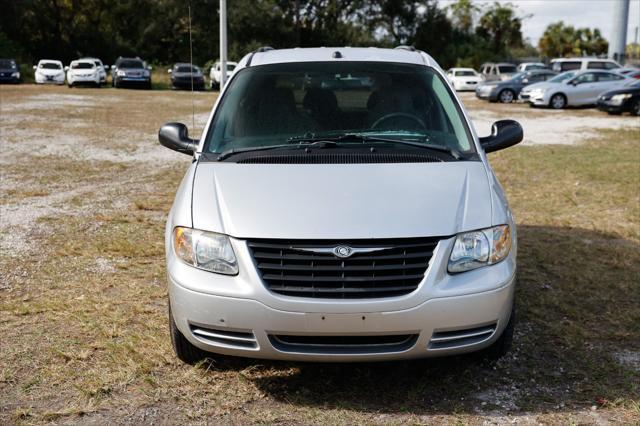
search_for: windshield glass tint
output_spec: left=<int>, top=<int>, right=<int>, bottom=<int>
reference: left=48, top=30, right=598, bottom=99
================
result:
left=119, top=60, right=144, bottom=69
left=549, top=71, right=576, bottom=82
left=455, top=70, right=475, bottom=76
left=40, top=62, right=61, bottom=69
left=72, top=62, right=94, bottom=69
left=498, top=65, right=517, bottom=73
left=177, top=66, right=196, bottom=72
left=0, top=60, right=16, bottom=69
left=204, top=62, right=474, bottom=155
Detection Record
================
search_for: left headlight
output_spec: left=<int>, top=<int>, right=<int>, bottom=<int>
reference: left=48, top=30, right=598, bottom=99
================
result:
left=448, top=225, right=512, bottom=273
left=610, top=93, right=632, bottom=105
left=173, top=227, right=238, bottom=275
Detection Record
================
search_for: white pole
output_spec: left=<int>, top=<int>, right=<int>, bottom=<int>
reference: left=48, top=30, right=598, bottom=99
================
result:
left=219, top=0, right=228, bottom=88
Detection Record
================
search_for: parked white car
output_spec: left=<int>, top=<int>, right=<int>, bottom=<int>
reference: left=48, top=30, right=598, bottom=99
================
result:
left=33, top=59, right=65, bottom=85
left=550, top=58, right=621, bottom=73
left=446, top=67, right=483, bottom=91
left=79, top=57, right=109, bottom=84
left=209, top=60, right=237, bottom=89
left=65, top=59, right=101, bottom=87
left=517, top=62, right=546, bottom=72
left=526, top=69, right=631, bottom=109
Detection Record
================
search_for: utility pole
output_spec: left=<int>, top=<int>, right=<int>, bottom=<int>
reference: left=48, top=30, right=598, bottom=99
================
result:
left=608, top=0, right=630, bottom=63
left=219, top=0, right=228, bottom=88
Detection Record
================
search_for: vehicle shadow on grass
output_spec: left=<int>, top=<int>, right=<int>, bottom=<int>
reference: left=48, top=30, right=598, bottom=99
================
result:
left=202, top=225, right=640, bottom=415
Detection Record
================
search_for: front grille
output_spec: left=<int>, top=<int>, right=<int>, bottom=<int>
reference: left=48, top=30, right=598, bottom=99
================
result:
left=236, top=153, right=443, bottom=164
left=248, top=237, right=440, bottom=299
left=269, top=334, right=418, bottom=354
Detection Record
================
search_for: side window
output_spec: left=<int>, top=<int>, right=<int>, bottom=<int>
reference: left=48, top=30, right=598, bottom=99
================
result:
left=596, top=73, right=623, bottom=82
left=491, top=66, right=497, bottom=75
left=587, top=61, right=606, bottom=69
left=604, top=62, right=619, bottom=70
left=528, top=74, right=544, bottom=83
left=573, top=72, right=596, bottom=84
left=562, top=61, right=582, bottom=71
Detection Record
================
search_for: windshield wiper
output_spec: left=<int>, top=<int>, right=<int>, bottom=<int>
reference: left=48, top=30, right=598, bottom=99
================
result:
left=288, top=133, right=462, bottom=159
left=216, top=141, right=337, bottom=161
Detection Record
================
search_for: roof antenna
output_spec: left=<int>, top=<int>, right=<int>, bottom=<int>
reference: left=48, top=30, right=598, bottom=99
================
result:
left=188, top=4, right=195, bottom=133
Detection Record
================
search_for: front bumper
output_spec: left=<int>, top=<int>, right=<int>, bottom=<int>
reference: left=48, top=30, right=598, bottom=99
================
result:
left=596, top=100, right=626, bottom=113
left=35, top=74, right=64, bottom=84
left=528, top=93, right=548, bottom=106
left=168, top=236, right=517, bottom=362
left=454, top=82, right=480, bottom=91
left=475, top=88, right=496, bottom=100
left=172, top=78, right=205, bottom=89
left=69, top=75, right=99, bottom=84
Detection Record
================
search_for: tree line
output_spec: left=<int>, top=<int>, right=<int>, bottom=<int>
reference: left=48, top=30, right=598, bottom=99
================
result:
left=0, top=0, right=608, bottom=69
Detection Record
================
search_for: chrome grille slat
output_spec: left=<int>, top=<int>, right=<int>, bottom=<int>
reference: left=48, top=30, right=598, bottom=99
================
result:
left=247, top=237, right=440, bottom=299
left=428, top=323, right=497, bottom=350
left=189, top=325, right=258, bottom=349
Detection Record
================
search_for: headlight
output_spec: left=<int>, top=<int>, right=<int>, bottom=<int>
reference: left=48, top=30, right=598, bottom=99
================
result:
left=173, top=227, right=238, bottom=275
left=610, top=93, right=632, bottom=105
left=11, top=72, right=20, bottom=78
left=143, top=69, right=150, bottom=77
left=448, top=225, right=512, bottom=273
left=117, top=70, right=126, bottom=77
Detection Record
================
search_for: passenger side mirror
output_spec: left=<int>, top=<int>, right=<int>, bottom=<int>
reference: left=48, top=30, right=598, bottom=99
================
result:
left=168, top=69, right=172, bottom=74
left=64, top=66, right=69, bottom=71
left=104, top=65, right=110, bottom=70
left=479, top=120, right=523, bottom=153
left=158, top=123, right=198, bottom=155
left=148, top=65, right=153, bottom=71
left=32, top=65, right=37, bottom=70
left=522, top=78, right=529, bottom=84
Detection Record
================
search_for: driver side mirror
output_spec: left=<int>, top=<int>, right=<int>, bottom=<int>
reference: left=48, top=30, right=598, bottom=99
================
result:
left=158, top=123, right=198, bottom=155
left=479, top=120, right=523, bottom=153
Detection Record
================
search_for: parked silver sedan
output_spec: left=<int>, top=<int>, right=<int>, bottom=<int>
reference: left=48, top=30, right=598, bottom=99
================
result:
left=525, top=70, right=632, bottom=109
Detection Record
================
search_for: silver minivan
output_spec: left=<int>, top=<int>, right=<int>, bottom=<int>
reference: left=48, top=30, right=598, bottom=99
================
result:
left=159, top=47, right=523, bottom=364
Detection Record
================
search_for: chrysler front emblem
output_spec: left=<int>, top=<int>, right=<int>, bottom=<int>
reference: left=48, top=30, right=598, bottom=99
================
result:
left=333, top=245, right=353, bottom=258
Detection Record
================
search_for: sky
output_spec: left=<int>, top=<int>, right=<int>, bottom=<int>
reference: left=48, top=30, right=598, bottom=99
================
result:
left=443, top=0, right=640, bottom=46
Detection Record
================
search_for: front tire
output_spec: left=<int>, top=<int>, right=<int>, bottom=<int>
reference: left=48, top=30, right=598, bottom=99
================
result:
left=630, top=98, right=640, bottom=116
left=480, top=305, right=515, bottom=361
left=499, top=89, right=515, bottom=103
left=169, top=306, right=209, bottom=364
left=550, top=93, right=567, bottom=109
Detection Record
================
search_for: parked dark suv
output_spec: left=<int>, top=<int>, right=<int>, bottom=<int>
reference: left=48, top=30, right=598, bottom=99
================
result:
left=169, top=63, right=205, bottom=90
left=0, top=59, right=21, bottom=83
left=111, top=57, right=152, bottom=89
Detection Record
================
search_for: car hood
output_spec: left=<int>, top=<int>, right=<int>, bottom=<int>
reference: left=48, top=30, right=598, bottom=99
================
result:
left=191, top=161, right=492, bottom=239
left=521, top=81, right=559, bottom=92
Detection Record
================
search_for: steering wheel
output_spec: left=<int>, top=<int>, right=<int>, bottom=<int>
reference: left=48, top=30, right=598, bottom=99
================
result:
left=371, top=112, right=426, bottom=130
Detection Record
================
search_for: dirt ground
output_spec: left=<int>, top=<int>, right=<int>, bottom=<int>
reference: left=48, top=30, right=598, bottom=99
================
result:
left=1, top=85, right=639, bottom=425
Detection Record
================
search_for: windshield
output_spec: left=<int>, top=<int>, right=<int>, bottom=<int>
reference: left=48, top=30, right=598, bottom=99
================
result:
left=509, top=72, right=526, bottom=82
left=455, top=70, right=476, bottom=76
left=0, top=59, right=16, bottom=69
left=118, top=60, right=144, bottom=69
left=227, top=64, right=236, bottom=71
left=498, top=65, right=517, bottom=73
left=72, top=62, right=94, bottom=69
left=549, top=71, right=576, bottom=83
left=204, top=62, right=474, bottom=155
left=40, top=62, right=61, bottom=70
left=177, top=65, right=199, bottom=73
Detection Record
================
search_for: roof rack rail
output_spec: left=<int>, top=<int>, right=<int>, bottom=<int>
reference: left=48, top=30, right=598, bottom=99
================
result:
left=395, top=45, right=416, bottom=51
left=246, top=46, right=274, bottom=66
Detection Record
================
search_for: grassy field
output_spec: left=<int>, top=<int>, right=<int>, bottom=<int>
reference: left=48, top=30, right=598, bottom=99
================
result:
left=1, top=85, right=638, bottom=424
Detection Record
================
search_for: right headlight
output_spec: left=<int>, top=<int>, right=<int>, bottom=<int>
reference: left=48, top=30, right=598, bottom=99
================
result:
left=448, top=225, right=512, bottom=273
left=610, top=93, right=632, bottom=105
left=173, top=227, right=238, bottom=275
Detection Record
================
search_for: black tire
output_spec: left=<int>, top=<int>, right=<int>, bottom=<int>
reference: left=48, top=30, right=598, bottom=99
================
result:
left=480, top=304, right=515, bottom=361
left=631, top=99, right=640, bottom=116
left=169, top=306, right=209, bottom=364
left=549, top=93, right=566, bottom=109
left=498, top=89, right=515, bottom=104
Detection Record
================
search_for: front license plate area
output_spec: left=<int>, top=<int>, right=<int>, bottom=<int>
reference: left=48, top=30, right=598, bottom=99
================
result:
left=305, top=312, right=382, bottom=333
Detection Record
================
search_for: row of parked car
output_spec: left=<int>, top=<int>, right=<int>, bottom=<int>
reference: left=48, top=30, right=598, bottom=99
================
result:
left=0, top=57, right=238, bottom=90
left=447, top=58, right=640, bottom=115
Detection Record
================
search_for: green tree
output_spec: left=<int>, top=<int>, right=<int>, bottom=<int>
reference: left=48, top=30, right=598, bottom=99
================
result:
left=476, top=2, right=525, bottom=54
left=448, top=0, right=479, bottom=34
left=538, top=21, right=608, bottom=58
